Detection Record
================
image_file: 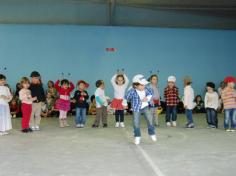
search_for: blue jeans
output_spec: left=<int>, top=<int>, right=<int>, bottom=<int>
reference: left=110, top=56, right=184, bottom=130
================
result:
left=166, top=106, right=177, bottom=122
left=206, top=108, right=218, bottom=128
left=224, top=109, right=236, bottom=129
left=75, top=108, right=87, bottom=125
left=185, top=109, right=194, bottom=124
left=133, top=107, right=155, bottom=137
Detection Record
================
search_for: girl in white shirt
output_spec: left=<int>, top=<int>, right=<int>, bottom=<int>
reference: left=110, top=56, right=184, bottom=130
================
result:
left=111, top=73, right=129, bottom=128
left=205, top=82, right=219, bottom=128
left=0, top=74, right=12, bottom=136
left=183, top=76, right=195, bottom=128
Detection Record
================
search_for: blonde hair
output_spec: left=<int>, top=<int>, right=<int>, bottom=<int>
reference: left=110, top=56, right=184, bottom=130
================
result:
left=20, top=77, right=30, bottom=87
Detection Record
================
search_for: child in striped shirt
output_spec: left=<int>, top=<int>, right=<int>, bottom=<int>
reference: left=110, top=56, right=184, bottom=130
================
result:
left=221, top=76, right=236, bottom=132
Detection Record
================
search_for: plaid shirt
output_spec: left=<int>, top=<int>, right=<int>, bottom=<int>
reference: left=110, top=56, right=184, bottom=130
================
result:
left=125, top=87, right=153, bottom=112
left=164, top=86, right=179, bottom=106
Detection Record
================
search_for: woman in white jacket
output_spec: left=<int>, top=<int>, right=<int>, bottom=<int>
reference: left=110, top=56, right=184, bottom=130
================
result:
left=183, top=76, right=195, bottom=128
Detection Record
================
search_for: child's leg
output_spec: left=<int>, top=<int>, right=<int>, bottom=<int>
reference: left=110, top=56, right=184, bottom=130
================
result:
left=81, top=108, right=87, bottom=125
left=230, top=109, right=236, bottom=129
left=21, top=103, right=32, bottom=129
left=34, top=103, right=42, bottom=127
left=102, top=106, right=108, bottom=125
left=166, top=106, right=171, bottom=123
left=133, top=111, right=141, bottom=137
left=224, top=109, right=230, bottom=129
left=115, top=110, right=120, bottom=123
left=172, top=106, right=177, bottom=122
left=119, top=110, right=124, bottom=123
left=211, top=108, right=218, bottom=128
left=143, top=108, right=155, bottom=136
left=205, top=108, right=211, bottom=126
left=75, top=108, right=80, bottom=125
left=186, top=109, right=194, bottom=125
left=30, top=103, right=36, bottom=128
left=94, top=108, right=102, bottom=126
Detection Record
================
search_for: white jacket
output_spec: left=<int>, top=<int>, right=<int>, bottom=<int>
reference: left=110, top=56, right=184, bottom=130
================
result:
left=204, top=92, right=219, bottom=110
left=183, top=85, right=195, bottom=110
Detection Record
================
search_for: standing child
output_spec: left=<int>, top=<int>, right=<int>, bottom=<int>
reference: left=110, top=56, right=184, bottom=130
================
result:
left=111, top=72, right=129, bottom=128
left=123, top=74, right=156, bottom=145
left=92, top=80, right=109, bottom=128
left=55, top=79, right=75, bottom=128
left=29, top=71, right=45, bottom=131
left=148, top=74, right=160, bottom=126
left=221, top=76, right=236, bottom=132
left=164, top=76, right=179, bottom=127
left=19, top=77, right=37, bottom=133
left=204, top=82, right=219, bottom=128
left=73, top=80, right=89, bottom=128
left=183, top=76, right=195, bottom=128
left=0, top=74, right=12, bottom=136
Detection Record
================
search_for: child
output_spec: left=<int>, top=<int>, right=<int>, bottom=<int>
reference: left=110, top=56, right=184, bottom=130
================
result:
left=221, top=76, right=236, bottom=132
left=55, top=79, right=75, bottom=128
left=123, top=74, right=156, bottom=145
left=73, top=80, right=89, bottom=128
left=183, top=76, right=195, bottom=128
left=41, top=92, right=55, bottom=117
left=164, top=76, right=179, bottom=127
left=9, top=98, right=20, bottom=118
left=92, top=80, right=109, bottom=128
left=204, top=82, right=219, bottom=128
left=89, top=95, right=96, bottom=115
left=194, top=95, right=205, bottom=113
left=0, top=74, right=12, bottom=136
left=148, top=74, right=160, bottom=126
left=111, top=72, right=129, bottom=128
left=29, top=71, right=45, bottom=131
left=19, top=77, right=37, bottom=133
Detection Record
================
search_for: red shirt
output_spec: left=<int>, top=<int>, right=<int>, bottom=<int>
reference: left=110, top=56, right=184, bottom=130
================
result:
left=164, top=86, right=179, bottom=106
left=55, top=80, right=75, bottom=97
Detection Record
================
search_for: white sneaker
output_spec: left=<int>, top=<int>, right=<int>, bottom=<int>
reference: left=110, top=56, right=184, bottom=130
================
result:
left=115, top=122, right=120, bottom=128
left=172, top=121, right=177, bottom=127
left=231, top=129, right=235, bottom=132
left=35, top=126, right=40, bottom=131
left=134, top=137, right=141, bottom=145
left=80, top=124, right=85, bottom=128
left=31, top=126, right=36, bottom=131
left=76, top=124, right=81, bottom=128
left=120, top=122, right=125, bottom=128
left=150, top=135, right=157, bottom=142
left=166, top=122, right=171, bottom=127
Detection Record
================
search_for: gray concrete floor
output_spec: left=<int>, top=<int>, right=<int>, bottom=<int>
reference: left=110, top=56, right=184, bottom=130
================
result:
left=0, top=114, right=236, bottom=176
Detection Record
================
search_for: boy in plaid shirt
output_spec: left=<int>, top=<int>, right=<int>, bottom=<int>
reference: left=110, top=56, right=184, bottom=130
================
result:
left=123, top=74, right=156, bottom=145
left=164, top=76, right=179, bottom=127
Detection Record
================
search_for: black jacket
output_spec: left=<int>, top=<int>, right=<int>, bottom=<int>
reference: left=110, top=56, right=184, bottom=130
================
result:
left=29, top=84, right=46, bottom=103
left=73, top=90, right=89, bottom=108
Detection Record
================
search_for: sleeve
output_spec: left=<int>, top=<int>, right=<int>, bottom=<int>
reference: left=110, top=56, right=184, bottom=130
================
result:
left=184, top=88, right=189, bottom=106
left=111, top=74, right=117, bottom=88
left=73, top=91, right=78, bottom=100
left=123, top=89, right=133, bottom=107
left=214, top=93, right=219, bottom=110
left=84, top=91, right=89, bottom=100
left=41, top=86, right=46, bottom=102
left=68, top=82, right=75, bottom=93
left=164, top=88, right=167, bottom=100
left=95, top=89, right=104, bottom=105
left=204, top=93, right=208, bottom=108
left=54, top=80, right=61, bottom=92
left=146, top=87, right=153, bottom=102
left=123, top=74, right=130, bottom=88
left=6, top=87, right=13, bottom=103
left=19, top=90, right=28, bottom=102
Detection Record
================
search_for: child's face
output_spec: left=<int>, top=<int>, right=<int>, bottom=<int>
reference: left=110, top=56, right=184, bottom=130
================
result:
left=100, top=83, right=105, bottom=89
left=151, top=77, right=158, bottom=85
left=227, top=82, right=235, bottom=89
left=11, top=100, right=16, bottom=105
left=136, top=84, right=145, bottom=91
left=62, top=83, right=69, bottom=89
left=48, top=82, right=53, bottom=88
left=31, top=77, right=40, bottom=84
left=197, top=97, right=201, bottom=102
left=116, top=77, right=124, bottom=86
left=0, top=79, right=6, bottom=86
left=46, top=93, right=52, bottom=99
left=207, top=87, right=214, bottom=93
left=168, top=81, right=175, bottom=88
left=22, top=82, right=30, bottom=89
left=78, top=83, right=85, bottom=90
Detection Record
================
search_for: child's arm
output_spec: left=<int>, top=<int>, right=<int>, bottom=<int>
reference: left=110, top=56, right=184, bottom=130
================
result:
left=68, top=81, right=75, bottom=92
left=183, top=88, right=190, bottom=108
left=54, top=80, right=61, bottom=91
left=84, top=91, right=89, bottom=100
left=204, top=94, right=207, bottom=108
left=123, top=74, right=130, bottom=88
left=95, top=96, right=104, bottom=105
left=111, top=74, right=117, bottom=87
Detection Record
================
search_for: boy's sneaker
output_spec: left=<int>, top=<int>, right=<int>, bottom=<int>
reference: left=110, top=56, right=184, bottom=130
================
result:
left=120, top=122, right=125, bottom=128
left=150, top=135, right=157, bottom=142
left=76, top=124, right=81, bottom=128
left=80, top=124, right=85, bottom=128
left=186, top=123, right=195, bottom=128
left=226, top=129, right=231, bottom=132
left=22, top=129, right=29, bottom=133
left=31, top=126, right=36, bottom=131
left=115, top=122, right=120, bottom=128
left=103, top=124, right=108, bottom=128
left=166, top=122, right=171, bottom=127
left=172, top=121, right=177, bottom=127
left=28, top=128, right=33, bottom=132
left=35, top=125, right=40, bottom=131
left=92, top=124, right=98, bottom=128
left=134, top=137, right=141, bottom=145
left=230, top=129, right=235, bottom=132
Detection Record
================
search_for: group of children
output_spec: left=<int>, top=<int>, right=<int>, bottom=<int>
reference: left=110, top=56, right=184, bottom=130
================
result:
left=0, top=70, right=236, bottom=145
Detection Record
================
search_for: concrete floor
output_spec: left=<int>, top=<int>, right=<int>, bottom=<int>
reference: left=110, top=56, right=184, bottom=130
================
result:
left=0, top=114, right=236, bottom=176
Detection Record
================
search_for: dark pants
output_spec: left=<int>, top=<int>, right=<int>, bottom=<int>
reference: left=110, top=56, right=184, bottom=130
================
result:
left=166, top=106, right=177, bottom=122
left=206, top=108, right=218, bottom=128
left=94, top=106, right=107, bottom=126
left=115, top=110, right=124, bottom=122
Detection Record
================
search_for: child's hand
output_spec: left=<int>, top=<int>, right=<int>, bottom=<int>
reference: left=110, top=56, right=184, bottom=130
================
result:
left=81, top=92, right=87, bottom=96
left=123, top=106, right=128, bottom=109
left=142, top=97, right=148, bottom=102
left=0, top=95, right=7, bottom=100
left=71, top=99, right=76, bottom=103
left=32, top=97, right=37, bottom=101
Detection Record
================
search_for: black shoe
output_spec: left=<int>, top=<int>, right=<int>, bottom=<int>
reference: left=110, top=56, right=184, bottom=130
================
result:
left=22, top=129, right=29, bottom=133
left=103, top=124, right=108, bottom=128
left=28, top=128, right=33, bottom=132
left=92, top=124, right=98, bottom=128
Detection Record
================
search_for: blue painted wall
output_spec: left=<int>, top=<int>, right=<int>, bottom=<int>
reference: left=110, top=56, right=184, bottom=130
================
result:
left=0, top=24, right=235, bottom=99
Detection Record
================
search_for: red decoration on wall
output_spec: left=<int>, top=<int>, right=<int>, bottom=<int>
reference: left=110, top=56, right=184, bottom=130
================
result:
left=106, top=48, right=117, bottom=52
